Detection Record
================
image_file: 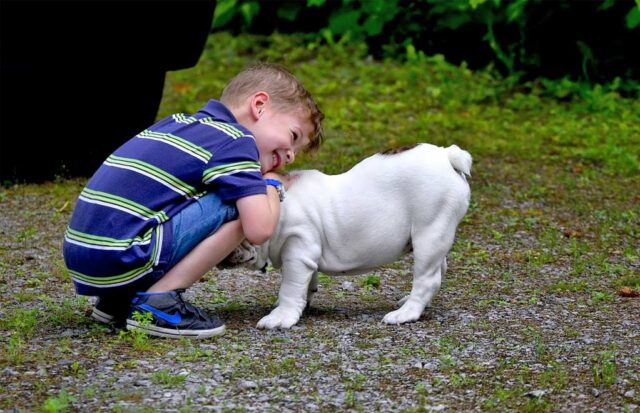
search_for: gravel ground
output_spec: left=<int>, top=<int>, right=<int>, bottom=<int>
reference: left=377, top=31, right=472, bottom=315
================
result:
left=1, top=159, right=639, bottom=412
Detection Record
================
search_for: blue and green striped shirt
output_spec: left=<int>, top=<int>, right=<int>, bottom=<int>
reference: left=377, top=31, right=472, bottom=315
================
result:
left=63, top=100, right=266, bottom=295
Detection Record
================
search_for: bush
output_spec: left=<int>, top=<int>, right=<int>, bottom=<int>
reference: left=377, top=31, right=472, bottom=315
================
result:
left=212, top=0, right=640, bottom=95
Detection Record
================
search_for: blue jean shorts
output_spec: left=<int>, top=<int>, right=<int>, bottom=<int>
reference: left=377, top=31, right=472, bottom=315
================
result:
left=99, top=193, right=238, bottom=297
left=166, top=192, right=239, bottom=269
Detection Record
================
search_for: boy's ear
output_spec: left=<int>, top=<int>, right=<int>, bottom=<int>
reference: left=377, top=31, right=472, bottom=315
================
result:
left=250, top=91, right=270, bottom=120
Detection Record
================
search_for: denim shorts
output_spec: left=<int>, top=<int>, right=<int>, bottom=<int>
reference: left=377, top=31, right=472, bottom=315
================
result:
left=166, top=192, right=239, bottom=269
left=99, top=193, right=238, bottom=298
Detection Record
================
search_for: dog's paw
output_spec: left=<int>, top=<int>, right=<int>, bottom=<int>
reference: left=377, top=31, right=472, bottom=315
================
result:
left=382, top=307, right=422, bottom=325
left=256, top=307, right=300, bottom=329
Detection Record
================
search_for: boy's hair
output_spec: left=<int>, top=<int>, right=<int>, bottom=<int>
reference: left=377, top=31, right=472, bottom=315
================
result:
left=221, top=62, right=324, bottom=153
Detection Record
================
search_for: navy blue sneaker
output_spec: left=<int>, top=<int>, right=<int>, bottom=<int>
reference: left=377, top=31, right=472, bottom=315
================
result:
left=126, top=289, right=225, bottom=338
left=91, top=296, right=132, bottom=326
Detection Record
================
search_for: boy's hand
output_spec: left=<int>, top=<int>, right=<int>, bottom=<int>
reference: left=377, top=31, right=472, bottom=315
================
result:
left=264, top=172, right=298, bottom=190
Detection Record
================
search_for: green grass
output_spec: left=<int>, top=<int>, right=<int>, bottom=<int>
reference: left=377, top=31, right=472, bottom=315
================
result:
left=160, top=32, right=640, bottom=177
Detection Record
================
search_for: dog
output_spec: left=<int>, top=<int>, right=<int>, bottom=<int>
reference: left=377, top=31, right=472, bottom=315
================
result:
left=224, top=143, right=472, bottom=329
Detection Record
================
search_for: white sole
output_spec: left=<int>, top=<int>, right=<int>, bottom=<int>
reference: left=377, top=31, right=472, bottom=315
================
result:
left=126, top=319, right=226, bottom=339
left=91, top=308, right=115, bottom=324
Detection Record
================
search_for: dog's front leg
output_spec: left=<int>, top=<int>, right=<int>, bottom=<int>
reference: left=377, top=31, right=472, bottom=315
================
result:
left=257, top=243, right=319, bottom=329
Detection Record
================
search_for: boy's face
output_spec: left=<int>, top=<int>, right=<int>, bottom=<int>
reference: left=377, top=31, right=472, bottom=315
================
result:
left=252, top=109, right=314, bottom=174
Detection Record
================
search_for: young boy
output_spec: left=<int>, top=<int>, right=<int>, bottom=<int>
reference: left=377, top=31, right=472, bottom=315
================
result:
left=63, top=63, right=324, bottom=338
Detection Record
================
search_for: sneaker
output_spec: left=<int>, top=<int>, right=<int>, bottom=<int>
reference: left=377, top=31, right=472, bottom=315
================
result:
left=91, top=296, right=132, bottom=326
left=126, top=289, right=225, bottom=339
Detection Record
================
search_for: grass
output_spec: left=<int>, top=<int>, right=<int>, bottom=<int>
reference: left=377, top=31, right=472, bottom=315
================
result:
left=160, top=33, right=639, bottom=177
left=1, top=32, right=639, bottom=411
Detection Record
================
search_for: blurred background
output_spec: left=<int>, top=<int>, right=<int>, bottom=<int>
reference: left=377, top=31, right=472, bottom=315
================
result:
left=1, top=0, right=638, bottom=184
left=213, top=0, right=639, bottom=86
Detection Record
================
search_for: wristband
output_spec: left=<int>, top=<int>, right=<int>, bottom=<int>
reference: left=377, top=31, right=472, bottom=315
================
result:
left=264, top=178, right=285, bottom=202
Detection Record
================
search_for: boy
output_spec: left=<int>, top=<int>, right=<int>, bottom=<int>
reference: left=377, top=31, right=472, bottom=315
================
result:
left=63, top=63, right=324, bottom=338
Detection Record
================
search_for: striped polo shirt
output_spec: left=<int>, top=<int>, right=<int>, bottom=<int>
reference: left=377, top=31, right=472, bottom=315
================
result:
left=63, top=100, right=266, bottom=295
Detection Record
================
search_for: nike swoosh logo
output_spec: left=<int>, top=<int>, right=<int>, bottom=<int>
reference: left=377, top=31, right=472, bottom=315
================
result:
left=138, top=304, right=182, bottom=324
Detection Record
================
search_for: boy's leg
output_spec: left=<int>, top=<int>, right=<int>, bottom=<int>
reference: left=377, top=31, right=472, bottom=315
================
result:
left=147, top=219, right=244, bottom=292
left=126, top=193, right=245, bottom=338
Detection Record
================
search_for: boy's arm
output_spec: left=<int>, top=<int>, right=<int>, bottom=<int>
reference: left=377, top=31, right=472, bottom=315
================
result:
left=236, top=186, right=281, bottom=245
left=236, top=172, right=296, bottom=245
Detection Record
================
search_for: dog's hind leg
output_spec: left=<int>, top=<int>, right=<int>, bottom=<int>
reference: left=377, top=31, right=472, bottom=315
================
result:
left=383, top=224, right=454, bottom=324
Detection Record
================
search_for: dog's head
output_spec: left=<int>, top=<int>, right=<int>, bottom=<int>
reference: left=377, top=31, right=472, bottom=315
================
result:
left=217, top=240, right=270, bottom=272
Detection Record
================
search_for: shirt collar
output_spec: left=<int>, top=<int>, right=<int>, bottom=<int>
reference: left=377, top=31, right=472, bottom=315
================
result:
left=198, top=99, right=237, bottom=123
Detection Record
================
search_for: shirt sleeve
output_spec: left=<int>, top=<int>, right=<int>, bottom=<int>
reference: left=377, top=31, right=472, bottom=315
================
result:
left=201, top=136, right=266, bottom=202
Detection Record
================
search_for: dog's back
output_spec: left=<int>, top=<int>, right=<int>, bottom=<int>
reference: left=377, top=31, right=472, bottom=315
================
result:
left=369, top=143, right=472, bottom=212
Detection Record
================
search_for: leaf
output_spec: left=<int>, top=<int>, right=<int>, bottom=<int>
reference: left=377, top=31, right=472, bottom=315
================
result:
left=626, top=4, right=640, bottom=29
left=506, top=0, right=528, bottom=23
left=470, top=0, right=489, bottom=10
left=598, top=0, right=616, bottom=11
left=362, top=15, right=385, bottom=36
left=619, top=287, right=640, bottom=297
left=329, top=9, right=361, bottom=36
left=563, top=229, right=584, bottom=238
left=240, top=1, right=260, bottom=26
left=212, top=0, right=237, bottom=29
left=277, top=4, right=303, bottom=22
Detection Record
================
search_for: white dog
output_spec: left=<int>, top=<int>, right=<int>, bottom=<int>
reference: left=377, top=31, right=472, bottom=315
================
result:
left=226, top=143, right=472, bottom=329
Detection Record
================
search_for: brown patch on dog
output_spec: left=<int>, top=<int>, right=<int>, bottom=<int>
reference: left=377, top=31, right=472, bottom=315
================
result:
left=380, top=143, right=420, bottom=155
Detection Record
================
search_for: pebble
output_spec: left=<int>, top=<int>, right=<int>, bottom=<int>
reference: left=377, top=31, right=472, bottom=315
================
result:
left=341, top=281, right=356, bottom=291
left=524, top=390, right=547, bottom=398
left=581, top=336, right=595, bottom=344
left=60, top=329, right=77, bottom=337
left=2, top=368, right=19, bottom=376
left=240, top=380, right=258, bottom=389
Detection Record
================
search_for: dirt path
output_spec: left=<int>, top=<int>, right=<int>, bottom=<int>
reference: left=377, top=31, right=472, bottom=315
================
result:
left=1, top=159, right=639, bottom=412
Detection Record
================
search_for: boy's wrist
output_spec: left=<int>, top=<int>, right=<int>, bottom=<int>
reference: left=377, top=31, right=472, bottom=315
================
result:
left=265, top=178, right=285, bottom=202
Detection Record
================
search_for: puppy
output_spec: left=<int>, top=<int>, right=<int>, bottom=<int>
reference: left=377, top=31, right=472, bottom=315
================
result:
left=228, top=143, right=472, bottom=329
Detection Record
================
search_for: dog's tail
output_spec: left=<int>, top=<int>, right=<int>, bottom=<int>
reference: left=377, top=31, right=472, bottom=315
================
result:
left=446, top=145, right=472, bottom=178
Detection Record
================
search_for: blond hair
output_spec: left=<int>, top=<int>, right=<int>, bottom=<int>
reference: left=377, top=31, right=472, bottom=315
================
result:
left=220, top=62, right=324, bottom=153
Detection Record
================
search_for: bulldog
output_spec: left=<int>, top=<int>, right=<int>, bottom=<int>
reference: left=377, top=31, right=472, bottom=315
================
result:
left=226, top=143, right=472, bottom=329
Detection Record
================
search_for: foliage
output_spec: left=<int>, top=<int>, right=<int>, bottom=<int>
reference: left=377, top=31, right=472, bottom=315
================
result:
left=41, top=389, right=75, bottom=413
left=211, top=0, right=640, bottom=93
left=592, top=350, right=618, bottom=388
left=161, top=32, right=640, bottom=176
left=118, top=311, right=154, bottom=350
